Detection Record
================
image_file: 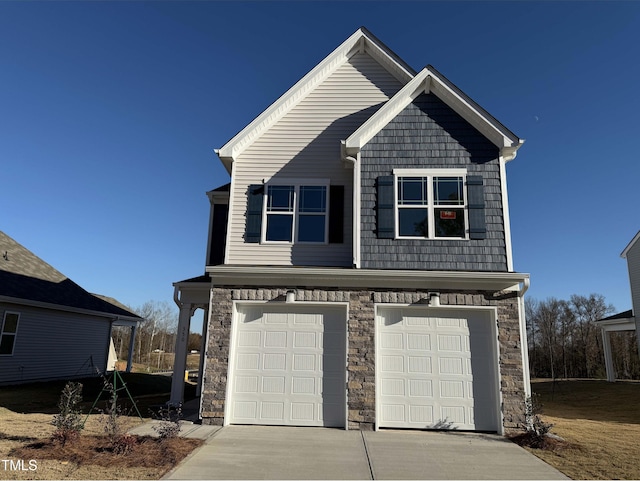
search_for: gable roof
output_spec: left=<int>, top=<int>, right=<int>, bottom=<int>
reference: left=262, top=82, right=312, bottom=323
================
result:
left=215, top=27, right=416, bottom=172
left=344, top=65, right=523, bottom=161
left=0, top=231, right=141, bottom=320
left=621, top=230, right=640, bottom=259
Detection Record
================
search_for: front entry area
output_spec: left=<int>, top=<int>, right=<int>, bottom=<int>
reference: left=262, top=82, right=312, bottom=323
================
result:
left=227, top=303, right=347, bottom=427
left=376, top=306, right=500, bottom=432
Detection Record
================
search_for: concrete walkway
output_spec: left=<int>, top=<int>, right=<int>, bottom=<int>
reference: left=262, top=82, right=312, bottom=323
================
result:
left=128, top=420, right=220, bottom=440
left=159, top=425, right=568, bottom=480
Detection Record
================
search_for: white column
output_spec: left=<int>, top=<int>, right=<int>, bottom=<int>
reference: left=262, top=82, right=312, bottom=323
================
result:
left=601, top=329, right=616, bottom=382
left=196, top=308, right=208, bottom=397
left=170, top=304, right=192, bottom=405
left=126, top=325, right=137, bottom=373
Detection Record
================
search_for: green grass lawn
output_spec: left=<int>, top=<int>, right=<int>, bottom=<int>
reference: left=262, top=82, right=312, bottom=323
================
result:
left=529, top=379, right=640, bottom=480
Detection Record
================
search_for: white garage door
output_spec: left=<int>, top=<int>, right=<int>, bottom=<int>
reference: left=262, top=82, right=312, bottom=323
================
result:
left=229, top=304, right=346, bottom=427
left=377, top=307, right=498, bottom=431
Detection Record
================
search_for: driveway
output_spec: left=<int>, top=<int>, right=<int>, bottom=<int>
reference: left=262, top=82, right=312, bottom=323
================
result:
left=163, top=425, right=568, bottom=480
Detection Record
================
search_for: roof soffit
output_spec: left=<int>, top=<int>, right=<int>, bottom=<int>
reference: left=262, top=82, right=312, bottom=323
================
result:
left=344, top=66, right=524, bottom=160
left=216, top=28, right=415, bottom=171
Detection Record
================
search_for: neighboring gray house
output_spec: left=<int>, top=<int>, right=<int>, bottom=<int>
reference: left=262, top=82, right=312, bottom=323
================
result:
left=171, top=28, right=530, bottom=434
left=596, top=231, right=640, bottom=381
left=0, top=231, right=141, bottom=385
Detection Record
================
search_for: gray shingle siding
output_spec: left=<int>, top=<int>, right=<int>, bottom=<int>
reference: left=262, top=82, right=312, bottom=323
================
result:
left=360, top=93, right=508, bottom=272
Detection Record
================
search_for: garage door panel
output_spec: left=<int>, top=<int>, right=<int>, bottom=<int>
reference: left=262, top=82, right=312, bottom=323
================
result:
left=262, top=376, right=286, bottom=394
left=407, top=333, right=430, bottom=350
left=381, top=332, right=403, bottom=349
left=381, top=378, right=405, bottom=396
left=236, top=353, right=260, bottom=370
left=408, top=356, right=432, bottom=374
left=378, top=307, right=498, bottom=431
left=230, top=305, right=346, bottom=427
left=234, top=401, right=258, bottom=419
left=409, top=379, right=432, bottom=397
left=235, top=376, right=259, bottom=393
left=265, top=331, right=287, bottom=348
left=238, top=331, right=261, bottom=347
left=410, top=405, right=433, bottom=423
left=293, top=331, right=317, bottom=348
left=261, top=402, right=285, bottom=420
left=263, top=353, right=286, bottom=370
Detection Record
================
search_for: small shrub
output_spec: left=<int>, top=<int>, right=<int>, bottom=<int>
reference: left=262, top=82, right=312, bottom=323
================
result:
left=151, top=405, right=183, bottom=440
left=99, top=375, right=135, bottom=454
left=523, top=394, right=554, bottom=448
left=51, top=381, right=84, bottom=445
left=111, top=433, right=137, bottom=455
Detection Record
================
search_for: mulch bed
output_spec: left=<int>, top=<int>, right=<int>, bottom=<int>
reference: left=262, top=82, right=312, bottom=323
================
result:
left=509, top=432, right=574, bottom=452
left=10, top=435, right=203, bottom=469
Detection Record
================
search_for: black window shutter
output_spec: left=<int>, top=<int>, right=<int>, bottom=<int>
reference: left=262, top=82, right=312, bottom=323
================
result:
left=245, top=184, right=264, bottom=243
left=467, top=175, right=486, bottom=240
left=377, top=175, right=395, bottom=239
left=329, top=185, right=344, bottom=244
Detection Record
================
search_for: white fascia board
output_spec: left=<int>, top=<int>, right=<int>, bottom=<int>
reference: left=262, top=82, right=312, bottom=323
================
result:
left=344, top=67, right=524, bottom=161
left=345, top=71, right=429, bottom=153
left=596, top=318, right=637, bottom=332
left=172, top=281, right=212, bottom=306
left=621, top=230, right=640, bottom=258
left=0, top=295, right=141, bottom=324
left=206, top=265, right=529, bottom=292
left=216, top=28, right=414, bottom=170
left=499, top=156, right=514, bottom=272
left=360, top=32, right=415, bottom=84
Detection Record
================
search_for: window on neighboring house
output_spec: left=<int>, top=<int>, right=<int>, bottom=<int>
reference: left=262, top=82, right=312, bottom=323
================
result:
left=0, top=311, right=19, bottom=356
left=264, top=183, right=328, bottom=243
left=393, top=169, right=468, bottom=239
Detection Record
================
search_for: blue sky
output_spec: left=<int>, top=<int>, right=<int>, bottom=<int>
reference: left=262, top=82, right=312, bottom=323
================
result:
left=2, top=1, right=640, bottom=326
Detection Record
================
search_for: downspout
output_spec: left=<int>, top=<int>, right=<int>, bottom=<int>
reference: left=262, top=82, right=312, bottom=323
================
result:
left=345, top=154, right=360, bottom=269
left=342, top=140, right=360, bottom=269
left=517, top=277, right=531, bottom=397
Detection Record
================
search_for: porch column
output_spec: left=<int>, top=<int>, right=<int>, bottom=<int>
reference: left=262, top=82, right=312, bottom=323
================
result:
left=170, top=303, right=192, bottom=405
left=196, top=308, right=209, bottom=397
left=601, top=329, right=615, bottom=382
left=126, top=325, right=137, bottom=373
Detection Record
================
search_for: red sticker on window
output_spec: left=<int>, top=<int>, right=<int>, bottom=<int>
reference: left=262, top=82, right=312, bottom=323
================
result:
left=440, top=211, right=456, bottom=219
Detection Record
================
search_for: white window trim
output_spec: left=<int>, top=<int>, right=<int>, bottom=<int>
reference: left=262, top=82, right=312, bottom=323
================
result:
left=393, top=168, right=468, bottom=240
left=0, top=311, right=20, bottom=356
left=261, top=179, right=330, bottom=245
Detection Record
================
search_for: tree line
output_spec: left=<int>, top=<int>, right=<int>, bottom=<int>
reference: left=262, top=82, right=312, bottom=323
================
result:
left=526, top=293, right=640, bottom=380
left=111, top=300, right=203, bottom=371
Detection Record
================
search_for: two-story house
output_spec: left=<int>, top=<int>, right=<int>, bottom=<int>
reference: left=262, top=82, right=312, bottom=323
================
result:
left=171, top=28, right=530, bottom=434
left=596, top=231, right=640, bottom=381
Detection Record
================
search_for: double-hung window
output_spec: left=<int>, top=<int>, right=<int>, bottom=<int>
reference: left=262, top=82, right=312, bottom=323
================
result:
left=395, top=169, right=467, bottom=239
left=0, top=311, right=19, bottom=356
left=264, top=182, right=328, bottom=243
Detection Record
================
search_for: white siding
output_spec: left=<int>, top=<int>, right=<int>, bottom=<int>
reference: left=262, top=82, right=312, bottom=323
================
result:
left=0, top=303, right=111, bottom=385
left=627, top=241, right=640, bottom=317
left=227, top=53, right=404, bottom=266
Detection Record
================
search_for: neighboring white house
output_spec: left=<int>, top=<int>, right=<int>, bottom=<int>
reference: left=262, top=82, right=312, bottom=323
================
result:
left=596, top=231, right=640, bottom=381
left=171, top=28, right=530, bottom=434
left=0, top=231, right=141, bottom=385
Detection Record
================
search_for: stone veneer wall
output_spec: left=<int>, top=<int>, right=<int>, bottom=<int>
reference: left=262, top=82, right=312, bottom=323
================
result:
left=200, top=287, right=526, bottom=433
